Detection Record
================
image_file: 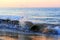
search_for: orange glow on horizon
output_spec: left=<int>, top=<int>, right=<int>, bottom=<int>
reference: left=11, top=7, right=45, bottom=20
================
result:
left=0, top=0, right=60, bottom=8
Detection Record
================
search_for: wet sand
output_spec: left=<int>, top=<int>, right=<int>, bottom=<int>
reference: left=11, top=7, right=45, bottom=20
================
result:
left=0, top=35, right=59, bottom=40
left=31, top=36, right=54, bottom=40
left=0, top=36, right=18, bottom=40
left=18, top=35, right=59, bottom=40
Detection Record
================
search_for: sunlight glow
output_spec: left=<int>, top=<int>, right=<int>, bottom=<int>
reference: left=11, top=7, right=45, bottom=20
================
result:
left=0, top=0, right=60, bottom=8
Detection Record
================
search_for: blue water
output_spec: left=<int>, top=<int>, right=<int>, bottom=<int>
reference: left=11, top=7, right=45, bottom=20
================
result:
left=0, top=8, right=60, bottom=40
left=0, top=8, right=60, bottom=24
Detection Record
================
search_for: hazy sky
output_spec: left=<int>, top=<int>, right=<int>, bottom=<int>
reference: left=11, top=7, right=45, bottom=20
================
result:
left=0, top=0, right=60, bottom=8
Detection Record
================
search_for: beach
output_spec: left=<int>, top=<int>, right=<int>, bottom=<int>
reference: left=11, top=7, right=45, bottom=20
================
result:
left=0, top=36, right=18, bottom=40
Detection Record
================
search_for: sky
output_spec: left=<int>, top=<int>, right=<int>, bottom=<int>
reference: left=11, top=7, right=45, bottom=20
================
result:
left=0, top=0, right=60, bottom=8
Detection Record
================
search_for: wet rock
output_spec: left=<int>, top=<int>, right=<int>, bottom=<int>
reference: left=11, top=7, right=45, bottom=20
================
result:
left=30, top=24, right=47, bottom=32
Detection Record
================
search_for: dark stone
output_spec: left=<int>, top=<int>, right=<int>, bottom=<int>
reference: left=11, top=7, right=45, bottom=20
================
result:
left=30, top=24, right=47, bottom=32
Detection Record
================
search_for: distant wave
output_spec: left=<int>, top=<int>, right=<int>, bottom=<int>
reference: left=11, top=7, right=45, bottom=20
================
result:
left=0, top=8, right=60, bottom=24
left=0, top=15, right=23, bottom=20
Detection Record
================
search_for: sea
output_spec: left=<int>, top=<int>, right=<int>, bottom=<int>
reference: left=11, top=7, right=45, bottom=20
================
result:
left=0, top=8, right=60, bottom=24
left=0, top=8, right=60, bottom=40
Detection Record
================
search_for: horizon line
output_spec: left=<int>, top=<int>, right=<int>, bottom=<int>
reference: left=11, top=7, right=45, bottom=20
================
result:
left=0, top=7, right=60, bottom=8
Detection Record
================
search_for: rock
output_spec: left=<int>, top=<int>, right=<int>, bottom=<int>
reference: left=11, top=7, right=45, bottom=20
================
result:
left=30, top=24, right=47, bottom=32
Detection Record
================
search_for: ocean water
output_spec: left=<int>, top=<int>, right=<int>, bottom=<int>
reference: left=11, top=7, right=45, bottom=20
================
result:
left=0, top=8, right=60, bottom=40
left=0, top=8, right=60, bottom=24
